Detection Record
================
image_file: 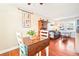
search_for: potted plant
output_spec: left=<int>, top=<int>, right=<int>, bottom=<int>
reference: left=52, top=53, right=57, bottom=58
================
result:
left=26, top=30, right=36, bottom=39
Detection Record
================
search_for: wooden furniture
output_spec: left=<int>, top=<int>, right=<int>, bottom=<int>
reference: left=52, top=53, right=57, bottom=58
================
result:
left=40, top=30, right=49, bottom=40
left=38, top=19, right=48, bottom=38
left=23, top=37, right=49, bottom=56
left=38, top=19, right=48, bottom=30
left=38, top=19, right=48, bottom=56
left=40, top=30, right=49, bottom=56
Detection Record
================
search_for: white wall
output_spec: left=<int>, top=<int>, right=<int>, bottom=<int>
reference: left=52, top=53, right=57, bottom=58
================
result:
left=0, top=4, right=23, bottom=53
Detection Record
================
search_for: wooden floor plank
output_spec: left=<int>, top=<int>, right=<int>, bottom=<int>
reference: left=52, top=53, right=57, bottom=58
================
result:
left=49, top=37, right=79, bottom=56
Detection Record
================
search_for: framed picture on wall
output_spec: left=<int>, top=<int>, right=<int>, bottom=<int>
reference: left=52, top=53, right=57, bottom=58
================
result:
left=23, top=20, right=31, bottom=28
left=22, top=12, right=31, bottom=28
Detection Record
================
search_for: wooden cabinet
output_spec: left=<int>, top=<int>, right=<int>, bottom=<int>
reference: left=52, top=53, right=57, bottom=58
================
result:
left=38, top=19, right=48, bottom=39
left=38, top=20, right=43, bottom=30
left=38, top=19, right=48, bottom=30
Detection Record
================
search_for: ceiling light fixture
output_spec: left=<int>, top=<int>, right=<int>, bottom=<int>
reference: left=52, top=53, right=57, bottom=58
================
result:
left=40, top=3, right=43, bottom=5
left=27, top=3, right=31, bottom=5
left=27, top=3, right=44, bottom=5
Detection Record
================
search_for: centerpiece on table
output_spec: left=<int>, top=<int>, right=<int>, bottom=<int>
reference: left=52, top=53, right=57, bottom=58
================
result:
left=26, top=30, right=36, bottom=39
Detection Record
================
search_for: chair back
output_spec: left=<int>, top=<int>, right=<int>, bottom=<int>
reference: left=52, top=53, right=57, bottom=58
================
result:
left=40, top=30, right=49, bottom=40
left=16, top=32, right=28, bottom=56
left=16, top=32, right=24, bottom=45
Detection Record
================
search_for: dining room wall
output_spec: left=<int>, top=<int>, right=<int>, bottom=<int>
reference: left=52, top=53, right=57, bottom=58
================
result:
left=0, top=4, right=22, bottom=53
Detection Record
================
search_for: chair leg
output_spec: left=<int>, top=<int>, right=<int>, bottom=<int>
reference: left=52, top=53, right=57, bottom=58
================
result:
left=38, top=51, right=41, bottom=56
left=45, top=46, right=49, bottom=56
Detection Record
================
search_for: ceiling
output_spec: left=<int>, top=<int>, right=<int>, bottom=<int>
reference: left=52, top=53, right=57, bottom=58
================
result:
left=15, top=3, right=79, bottom=20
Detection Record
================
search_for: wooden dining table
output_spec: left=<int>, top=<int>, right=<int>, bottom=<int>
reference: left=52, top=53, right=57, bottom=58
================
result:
left=23, top=37, right=49, bottom=56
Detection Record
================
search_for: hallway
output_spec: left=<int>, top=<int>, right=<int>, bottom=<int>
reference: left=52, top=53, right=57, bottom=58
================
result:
left=49, top=37, right=79, bottom=56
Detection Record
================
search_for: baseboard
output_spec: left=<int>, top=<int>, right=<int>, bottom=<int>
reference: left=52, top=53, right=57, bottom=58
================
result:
left=0, top=46, right=18, bottom=54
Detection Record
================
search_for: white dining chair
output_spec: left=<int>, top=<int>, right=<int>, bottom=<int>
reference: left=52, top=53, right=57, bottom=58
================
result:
left=40, top=30, right=49, bottom=40
left=16, top=32, right=28, bottom=56
left=39, top=30, right=49, bottom=56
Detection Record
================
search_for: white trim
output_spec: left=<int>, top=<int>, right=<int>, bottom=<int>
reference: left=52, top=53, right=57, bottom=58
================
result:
left=0, top=46, right=18, bottom=54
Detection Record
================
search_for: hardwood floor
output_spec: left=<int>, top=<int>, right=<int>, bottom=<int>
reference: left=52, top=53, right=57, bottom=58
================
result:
left=49, top=37, right=79, bottom=56
left=0, top=37, right=79, bottom=56
left=0, top=48, right=19, bottom=56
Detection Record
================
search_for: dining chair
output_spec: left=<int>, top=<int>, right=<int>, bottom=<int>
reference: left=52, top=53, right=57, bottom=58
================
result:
left=16, top=32, right=28, bottom=56
left=40, top=30, right=49, bottom=40
left=39, top=30, right=49, bottom=56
